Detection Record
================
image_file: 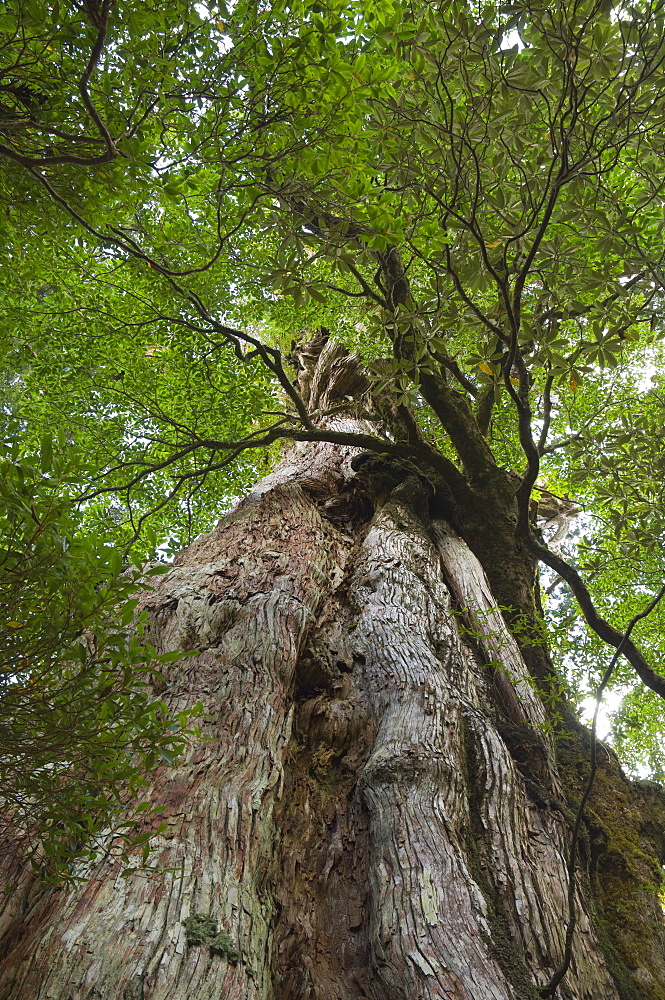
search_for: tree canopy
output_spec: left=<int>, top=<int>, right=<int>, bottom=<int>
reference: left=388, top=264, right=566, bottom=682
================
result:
left=4, top=0, right=665, bottom=874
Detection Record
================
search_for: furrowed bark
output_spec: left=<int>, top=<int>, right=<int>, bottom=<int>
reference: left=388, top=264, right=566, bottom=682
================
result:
left=1, top=343, right=664, bottom=1000
left=272, top=465, right=619, bottom=1000
left=0, top=477, right=350, bottom=1000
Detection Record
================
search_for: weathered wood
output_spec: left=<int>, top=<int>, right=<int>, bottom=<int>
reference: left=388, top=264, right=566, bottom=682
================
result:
left=0, top=478, right=350, bottom=1000
left=271, top=468, right=618, bottom=1000
left=1, top=344, right=664, bottom=1000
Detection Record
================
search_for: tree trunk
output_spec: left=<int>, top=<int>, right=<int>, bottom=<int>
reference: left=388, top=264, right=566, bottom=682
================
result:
left=1, top=344, right=664, bottom=1000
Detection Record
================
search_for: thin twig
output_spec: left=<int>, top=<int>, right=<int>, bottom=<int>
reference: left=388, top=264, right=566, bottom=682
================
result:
left=530, top=535, right=665, bottom=700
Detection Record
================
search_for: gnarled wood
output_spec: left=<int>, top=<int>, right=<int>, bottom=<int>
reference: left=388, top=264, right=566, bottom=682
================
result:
left=1, top=344, right=664, bottom=1000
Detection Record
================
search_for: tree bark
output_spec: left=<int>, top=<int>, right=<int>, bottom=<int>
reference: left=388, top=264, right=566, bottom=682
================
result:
left=1, top=344, right=664, bottom=1000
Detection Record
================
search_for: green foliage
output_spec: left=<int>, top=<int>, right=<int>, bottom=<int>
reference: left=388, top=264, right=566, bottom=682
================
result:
left=2, top=0, right=665, bottom=818
left=1, top=238, right=280, bottom=551
left=0, top=423, right=202, bottom=884
left=183, top=914, right=219, bottom=946
left=210, top=930, right=242, bottom=963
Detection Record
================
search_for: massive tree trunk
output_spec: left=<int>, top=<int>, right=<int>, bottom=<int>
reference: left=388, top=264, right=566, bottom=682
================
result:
left=1, top=344, right=664, bottom=1000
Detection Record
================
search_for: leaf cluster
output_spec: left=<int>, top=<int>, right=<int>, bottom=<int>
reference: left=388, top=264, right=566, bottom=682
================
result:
left=4, top=0, right=665, bottom=787
left=0, top=422, right=202, bottom=885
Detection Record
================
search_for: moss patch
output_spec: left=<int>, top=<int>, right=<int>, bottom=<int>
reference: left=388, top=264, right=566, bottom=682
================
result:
left=210, top=930, right=241, bottom=963
left=555, top=720, right=665, bottom=999
left=183, top=913, right=218, bottom=945
left=183, top=913, right=242, bottom=964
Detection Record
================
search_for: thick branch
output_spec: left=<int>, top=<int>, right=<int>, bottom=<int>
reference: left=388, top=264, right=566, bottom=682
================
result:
left=0, top=0, right=116, bottom=168
left=530, top=535, right=665, bottom=700
left=378, top=246, right=498, bottom=481
left=418, top=372, right=498, bottom=481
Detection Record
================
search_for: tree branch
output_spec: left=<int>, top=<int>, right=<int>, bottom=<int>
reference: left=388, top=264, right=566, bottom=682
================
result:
left=0, top=0, right=116, bottom=168
left=529, top=535, right=665, bottom=700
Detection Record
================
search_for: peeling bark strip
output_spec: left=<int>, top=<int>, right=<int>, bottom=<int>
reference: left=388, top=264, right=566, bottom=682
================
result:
left=1, top=345, right=664, bottom=1000
left=0, top=482, right=350, bottom=1000
left=272, top=466, right=618, bottom=1000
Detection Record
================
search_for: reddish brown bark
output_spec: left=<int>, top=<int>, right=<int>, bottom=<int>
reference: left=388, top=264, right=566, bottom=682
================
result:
left=1, top=344, right=664, bottom=1000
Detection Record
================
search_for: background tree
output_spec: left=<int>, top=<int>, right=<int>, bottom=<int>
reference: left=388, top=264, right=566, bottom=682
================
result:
left=2, top=1, right=665, bottom=998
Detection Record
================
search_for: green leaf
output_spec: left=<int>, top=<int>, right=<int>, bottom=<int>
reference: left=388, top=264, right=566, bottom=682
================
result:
left=40, top=433, right=53, bottom=473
